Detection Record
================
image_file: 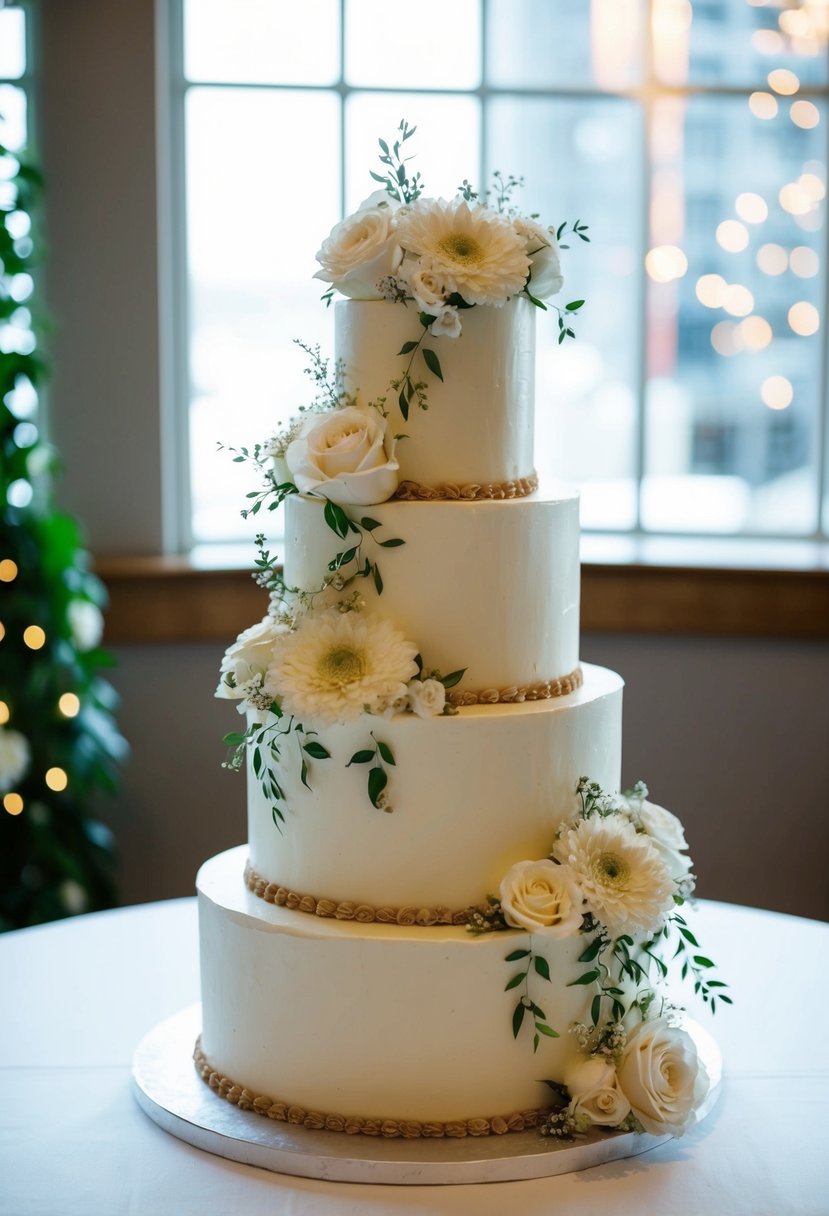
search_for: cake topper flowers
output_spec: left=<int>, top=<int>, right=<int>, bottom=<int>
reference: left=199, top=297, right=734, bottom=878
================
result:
left=314, top=120, right=589, bottom=419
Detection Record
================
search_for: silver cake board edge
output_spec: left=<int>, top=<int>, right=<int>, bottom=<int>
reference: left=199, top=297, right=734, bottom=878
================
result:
left=132, top=1003, right=721, bottom=1186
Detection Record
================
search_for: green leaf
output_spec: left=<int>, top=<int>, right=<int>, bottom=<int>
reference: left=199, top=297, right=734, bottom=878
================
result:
left=578, top=936, right=604, bottom=963
left=367, top=765, right=388, bottom=808
left=693, top=955, right=716, bottom=969
left=323, top=498, right=350, bottom=539
left=397, top=341, right=418, bottom=355
left=566, top=299, right=585, bottom=311
left=568, top=969, right=601, bottom=987
left=504, top=971, right=526, bottom=991
left=422, top=347, right=444, bottom=381
left=347, top=749, right=374, bottom=766
left=360, top=517, right=382, bottom=531
left=377, top=537, right=405, bottom=548
left=524, top=290, right=548, bottom=310
left=536, top=1022, right=559, bottom=1038
left=373, top=563, right=384, bottom=595
left=376, top=739, right=395, bottom=766
left=302, top=742, right=330, bottom=760
left=440, top=668, right=466, bottom=689
left=533, top=955, right=551, bottom=982
left=222, top=731, right=246, bottom=746
left=328, top=546, right=357, bottom=570
left=504, top=948, right=531, bottom=962
left=252, top=747, right=262, bottom=777
left=398, top=387, right=409, bottom=421
left=300, top=758, right=310, bottom=790
left=512, top=1002, right=526, bottom=1039
left=590, top=993, right=602, bottom=1026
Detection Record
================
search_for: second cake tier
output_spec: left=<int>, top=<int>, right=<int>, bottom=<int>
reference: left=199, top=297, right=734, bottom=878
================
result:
left=284, top=486, right=580, bottom=694
left=247, top=663, right=623, bottom=911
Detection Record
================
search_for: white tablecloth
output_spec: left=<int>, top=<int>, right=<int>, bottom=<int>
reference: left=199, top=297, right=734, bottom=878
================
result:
left=2, top=895, right=827, bottom=1215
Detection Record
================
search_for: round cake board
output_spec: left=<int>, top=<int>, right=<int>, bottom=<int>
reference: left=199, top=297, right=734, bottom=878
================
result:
left=132, top=1004, right=721, bottom=1186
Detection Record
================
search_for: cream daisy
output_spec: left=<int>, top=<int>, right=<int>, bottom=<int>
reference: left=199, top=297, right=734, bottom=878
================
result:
left=553, top=815, right=675, bottom=937
left=266, top=609, right=419, bottom=726
left=394, top=198, right=530, bottom=306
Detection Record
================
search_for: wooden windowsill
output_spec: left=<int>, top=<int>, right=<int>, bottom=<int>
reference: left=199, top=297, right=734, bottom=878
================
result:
left=95, top=544, right=829, bottom=645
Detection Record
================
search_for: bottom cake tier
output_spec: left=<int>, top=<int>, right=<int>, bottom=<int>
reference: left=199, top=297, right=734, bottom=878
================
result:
left=197, top=847, right=597, bottom=1130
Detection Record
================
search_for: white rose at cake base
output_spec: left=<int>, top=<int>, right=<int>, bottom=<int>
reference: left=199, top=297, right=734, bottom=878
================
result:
left=197, top=125, right=724, bottom=1155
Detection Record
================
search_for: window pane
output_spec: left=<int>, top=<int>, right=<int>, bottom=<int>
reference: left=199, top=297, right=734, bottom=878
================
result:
left=345, top=0, right=481, bottom=88
left=186, top=89, right=341, bottom=543
left=487, top=0, right=645, bottom=90
left=489, top=96, right=644, bottom=531
left=0, top=85, right=26, bottom=151
left=0, top=7, right=26, bottom=79
left=643, top=94, right=825, bottom=535
left=345, top=93, right=481, bottom=210
left=184, top=0, right=340, bottom=85
left=654, top=0, right=829, bottom=87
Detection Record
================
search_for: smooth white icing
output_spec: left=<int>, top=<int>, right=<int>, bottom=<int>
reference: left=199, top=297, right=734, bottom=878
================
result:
left=283, top=488, right=580, bottom=690
left=247, top=663, right=623, bottom=909
left=198, top=845, right=597, bottom=1123
left=335, top=297, right=536, bottom=487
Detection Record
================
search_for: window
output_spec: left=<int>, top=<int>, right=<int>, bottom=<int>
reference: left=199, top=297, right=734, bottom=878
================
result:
left=171, top=0, right=829, bottom=549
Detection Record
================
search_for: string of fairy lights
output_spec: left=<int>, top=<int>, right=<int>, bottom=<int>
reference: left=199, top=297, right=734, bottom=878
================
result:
left=0, top=557, right=73, bottom=816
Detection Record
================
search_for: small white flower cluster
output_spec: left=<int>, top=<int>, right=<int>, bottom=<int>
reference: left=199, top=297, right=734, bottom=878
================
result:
left=313, top=189, right=565, bottom=337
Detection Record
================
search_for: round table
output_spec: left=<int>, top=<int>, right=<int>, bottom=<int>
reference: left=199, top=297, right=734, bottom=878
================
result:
left=2, top=895, right=826, bottom=1215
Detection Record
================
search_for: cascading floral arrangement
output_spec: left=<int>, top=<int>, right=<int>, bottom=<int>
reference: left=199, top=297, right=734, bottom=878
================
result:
left=467, top=778, right=728, bottom=1139
left=216, top=122, right=582, bottom=815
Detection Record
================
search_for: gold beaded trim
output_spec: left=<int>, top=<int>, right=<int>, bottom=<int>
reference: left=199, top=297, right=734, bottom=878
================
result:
left=244, top=859, right=469, bottom=926
left=394, top=471, right=538, bottom=501
left=447, top=665, right=583, bottom=708
left=194, top=1037, right=550, bottom=1138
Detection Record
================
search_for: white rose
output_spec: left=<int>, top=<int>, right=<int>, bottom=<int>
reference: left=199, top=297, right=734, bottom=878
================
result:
left=0, top=727, right=31, bottom=792
left=564, top=1055, right=631, bottom=1127
left=313, top=194, right=403, bottom=300
left=401, top=260, right=450, bottom=313
left=617, top=1017, right=708, bottom=1136
left=67, top=599, right=104, bottom=651
left=499, top=859, right=585, bottom=938
left=636, top=799, right=689, bottom=853
left=286, top=406, right=399, bottom=506
left=429, top=305, right=462, bottom=339
left=216, top=617, right=288, bottom=700
left=406, top=678, right=446, bottom=718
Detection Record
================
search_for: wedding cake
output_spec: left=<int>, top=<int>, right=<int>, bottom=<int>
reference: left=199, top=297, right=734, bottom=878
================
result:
left=200, top=126, right=724, bottom=1142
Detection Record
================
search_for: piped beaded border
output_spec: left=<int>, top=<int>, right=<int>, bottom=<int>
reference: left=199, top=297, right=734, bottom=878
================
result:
left=447, top=665, right=583, bottom=708
left=394, top=471, right=539, bottom=501
left=244, top=858, right=469, bottom=926
left=194, top=1037, right=550, bottom=1138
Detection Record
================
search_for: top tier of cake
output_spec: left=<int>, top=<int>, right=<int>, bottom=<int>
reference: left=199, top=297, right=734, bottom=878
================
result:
left=335, top=296, right=536, bottom=489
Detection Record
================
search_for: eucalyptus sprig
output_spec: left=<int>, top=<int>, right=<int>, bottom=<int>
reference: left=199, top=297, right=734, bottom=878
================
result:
left=321, top=499, right=405, bottom=597
left=392, top=311, right=447, bottom=421
left=347, top=731, right=396, bottom=811
left=370, top=119, right=422, bottom=204
left=505, top=944, right=561, bottom=1053
left=223, top=710, right=331, bottom=830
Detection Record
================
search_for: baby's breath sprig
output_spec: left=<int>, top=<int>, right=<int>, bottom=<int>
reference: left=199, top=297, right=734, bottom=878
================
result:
left=370, top=119, right=422, bottom=204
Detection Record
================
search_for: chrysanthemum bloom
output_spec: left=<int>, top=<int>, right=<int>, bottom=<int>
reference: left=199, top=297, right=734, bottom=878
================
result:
left=553, top=814, right=675, bottom=936
left=394, top=198, right=530, bottom=306
left=266, top=609, right=419, bottom=726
